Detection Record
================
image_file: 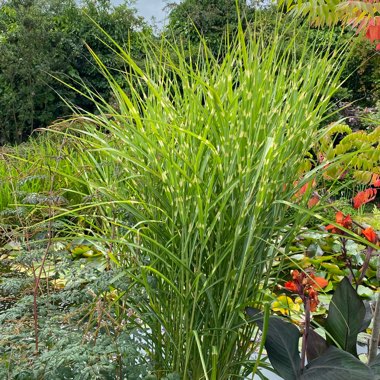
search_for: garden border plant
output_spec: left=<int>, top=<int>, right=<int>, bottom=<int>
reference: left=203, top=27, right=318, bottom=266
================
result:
left=1, top=6, right=370, bottom=377
left=37, top=13, right=358, bottom=378
left=247, top=188, right=380, bottom=379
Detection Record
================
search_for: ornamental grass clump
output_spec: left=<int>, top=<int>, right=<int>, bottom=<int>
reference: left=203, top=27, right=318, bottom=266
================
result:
left=56, top=20, right=351, bottom=379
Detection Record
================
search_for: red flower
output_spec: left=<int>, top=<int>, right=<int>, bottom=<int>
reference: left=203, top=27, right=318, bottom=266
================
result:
left=336, top=211, right=352, bottom=229
left=284, top=269, right=328, bottom=312
left=294, top=179, right=317, bottom=199
left=307, top=288, right=319, bottom=312
left=291, top=269, right=301, bottom=279
left=362, top=227, right=378, bottom=244
left=284, top=281, right=298, bottom=292
left=307, top=195, right=319, bottom=208
left=353, top=188, right=377, bottom=209
left=326, top=211, right=352, bottom=234
left=311, top=276, right=329, bottom=289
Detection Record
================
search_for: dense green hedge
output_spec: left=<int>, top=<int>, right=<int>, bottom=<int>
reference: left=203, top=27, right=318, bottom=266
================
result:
left=0, top=0, right=151, bottom=144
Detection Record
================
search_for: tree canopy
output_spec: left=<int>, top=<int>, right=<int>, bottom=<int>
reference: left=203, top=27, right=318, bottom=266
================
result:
left=0, top=0, right=149, bottom=144
left=166, top=0, right=255, bottom=54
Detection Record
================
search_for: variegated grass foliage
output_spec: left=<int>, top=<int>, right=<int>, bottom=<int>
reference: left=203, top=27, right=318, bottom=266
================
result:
left=0, top=140, right=61, bottom=212
left=0, top=136, right=88, bottom=211
left=48, top=21, right=350, bottom=379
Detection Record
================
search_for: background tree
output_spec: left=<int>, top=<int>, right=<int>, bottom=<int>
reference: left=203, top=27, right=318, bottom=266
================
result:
left=166, top=1, right=379, bottom=108
left=276, top=0, right=380, bottom=107
left=0, top=0, right=149, bottom=144
left=165, top=0, right=255, bottom=55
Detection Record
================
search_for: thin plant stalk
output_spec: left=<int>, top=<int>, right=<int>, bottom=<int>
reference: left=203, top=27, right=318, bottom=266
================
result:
left=301, top=298, right=311, bottom=371
left=368, top=263, right=380, bottom=363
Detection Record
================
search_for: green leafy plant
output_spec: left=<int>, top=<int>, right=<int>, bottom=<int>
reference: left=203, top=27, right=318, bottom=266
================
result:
left=41, top=14, right=357, bottom=378
left=316, top=123, right=380, bottom=185
left=247, top=202, right=380, bottom=379
left=247, top=276, right=380, bottom=380
left=0, top=250, right=152, bottom=380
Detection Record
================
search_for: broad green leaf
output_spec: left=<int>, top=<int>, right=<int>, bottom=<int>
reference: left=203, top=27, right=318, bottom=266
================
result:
left=306, top=243, right=324, bottom=257
left=247, top=307, right=301, bottom=380
left=360, top=301, right=373, bottom=332
left=271, top=295, right=301, bottom=316
left=320, top=262, right=344, bottom=275
left=306, top=328, right=329, bottom=362
left=310, top=255, right=336, bottom=264
left=82, top=249, right=102, bottom=258
left=369, top=353, right=380, bottom=377
left=357, top=285, right=374, bottom=298
left=301, top=346, right=375, bottom=380
left=325, top=277, right=365, bottom=356
left=70, top=244, right=92, bottom=255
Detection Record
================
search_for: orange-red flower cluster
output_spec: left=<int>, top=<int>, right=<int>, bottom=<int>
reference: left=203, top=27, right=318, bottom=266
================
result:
left=325, top=212, right=378, bottom=246
left=293, top=179, right=317, bottom=199
left=284, top=269, right=328, bottom=312
left=354, top=12, right=380, bottom=50
left=362, top=227, right=378, bottom=244
left=353, top=188, right=377, bottom=209
left=326, top=211, right=352, bottom=235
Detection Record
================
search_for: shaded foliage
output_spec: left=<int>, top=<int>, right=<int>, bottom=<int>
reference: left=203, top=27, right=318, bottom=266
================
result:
left=166, top=0, right=255, bottom=55
left=0, top=0, right=150, bottom=144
